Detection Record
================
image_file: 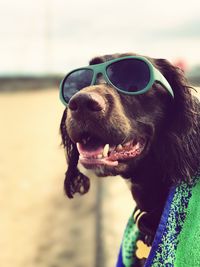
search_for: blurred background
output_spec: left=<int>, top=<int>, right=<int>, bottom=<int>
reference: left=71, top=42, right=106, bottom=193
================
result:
left=0, top=0, right=199, bottom=267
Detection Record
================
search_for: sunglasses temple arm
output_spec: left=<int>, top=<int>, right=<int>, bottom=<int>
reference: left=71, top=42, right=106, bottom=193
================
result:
left=59, top=80, right=68, bottom=106
left=154, top=69, right=174, bottom=98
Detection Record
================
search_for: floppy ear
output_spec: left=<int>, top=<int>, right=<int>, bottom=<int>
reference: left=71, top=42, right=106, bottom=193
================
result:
left=154, top=58, right=199, bottom=183
left=60, top=109, right=90, bottom=198
left=155, top=58, right=195, bottom=136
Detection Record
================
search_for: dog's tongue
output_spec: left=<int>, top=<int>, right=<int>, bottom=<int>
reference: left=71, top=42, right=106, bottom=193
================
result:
left=77, top=143, right=104, bottom=158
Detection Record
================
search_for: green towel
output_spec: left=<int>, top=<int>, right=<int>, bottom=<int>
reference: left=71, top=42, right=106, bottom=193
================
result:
left=175, top=178, right=200, bottom=266
left=116, top=168, right=200, bottom=267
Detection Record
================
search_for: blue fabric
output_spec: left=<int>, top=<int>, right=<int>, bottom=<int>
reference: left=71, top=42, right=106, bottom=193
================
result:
left=116, top=246, right=125, bottom=267
left=145, top=186, right=176, bottom=267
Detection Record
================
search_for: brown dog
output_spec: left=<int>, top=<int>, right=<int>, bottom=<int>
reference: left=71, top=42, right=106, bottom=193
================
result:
left=60, top=53, right=200, bottom=259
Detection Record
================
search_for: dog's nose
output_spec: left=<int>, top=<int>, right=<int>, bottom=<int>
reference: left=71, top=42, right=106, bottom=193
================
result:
left=68, top=92, right=106, bottom=112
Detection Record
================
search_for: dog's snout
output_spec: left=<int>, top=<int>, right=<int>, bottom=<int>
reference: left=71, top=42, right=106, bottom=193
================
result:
left=68, top=92, right=106, bottom=112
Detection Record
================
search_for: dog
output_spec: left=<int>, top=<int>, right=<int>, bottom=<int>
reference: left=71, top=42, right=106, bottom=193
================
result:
left=60, top=53, right=200, bottom=266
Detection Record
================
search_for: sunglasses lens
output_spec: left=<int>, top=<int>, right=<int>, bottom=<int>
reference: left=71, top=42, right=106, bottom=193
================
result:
left=107, top=59, right=150, bottom=93
left=62, top=69, right=93, bottom=103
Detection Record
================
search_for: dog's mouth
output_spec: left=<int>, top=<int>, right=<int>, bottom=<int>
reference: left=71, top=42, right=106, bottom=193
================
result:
left=76, top=134, right=146, bottom=168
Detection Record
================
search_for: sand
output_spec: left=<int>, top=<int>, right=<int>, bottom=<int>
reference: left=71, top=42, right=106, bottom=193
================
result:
left=0, top=89, right=133, bottom=267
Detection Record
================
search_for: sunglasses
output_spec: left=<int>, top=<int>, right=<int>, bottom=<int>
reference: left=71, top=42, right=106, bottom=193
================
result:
left=60, top=56, right=174, bottom=105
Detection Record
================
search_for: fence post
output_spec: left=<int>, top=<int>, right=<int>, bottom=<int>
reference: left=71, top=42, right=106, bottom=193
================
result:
left=95, top=179, right=105, bottom=267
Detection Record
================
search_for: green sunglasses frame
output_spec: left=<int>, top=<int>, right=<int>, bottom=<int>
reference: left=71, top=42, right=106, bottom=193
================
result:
left=60, top=56, right=174, bottom=106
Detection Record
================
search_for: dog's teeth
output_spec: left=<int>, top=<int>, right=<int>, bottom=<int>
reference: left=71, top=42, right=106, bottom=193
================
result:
left=103, top=144, right=109, bottom=157
left=116, top=144, right=123, bottom=151
left=82, top=139, right=87, bottom=145
left=124, top=141, right=132, bottom=147
left=97, top=154, right=103, bottom=159
left=134, top=142, right=140, bottom=149
left=77, top=143, right=81, bottom=151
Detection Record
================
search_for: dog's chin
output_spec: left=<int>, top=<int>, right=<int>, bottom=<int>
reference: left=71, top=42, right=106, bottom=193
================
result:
left=77, top=160, right=133, bottom=179
left=78, top=160, right=130, bottom=177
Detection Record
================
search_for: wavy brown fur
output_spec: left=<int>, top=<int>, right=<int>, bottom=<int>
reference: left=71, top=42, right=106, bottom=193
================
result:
left=149, top=58, right=200, bottom=184
left=60, top=109, right=90, bottom=198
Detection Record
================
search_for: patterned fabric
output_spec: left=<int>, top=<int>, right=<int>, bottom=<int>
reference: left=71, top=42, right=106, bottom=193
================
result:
left=174, top=179, right=200, bottom=266
left=116, top=169, right=200, bottom=267
left=122, top=215, right=139, bottom=266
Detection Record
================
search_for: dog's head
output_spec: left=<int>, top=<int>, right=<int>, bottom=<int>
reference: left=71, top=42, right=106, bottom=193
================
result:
left=60, top=53, right=198, bottom=198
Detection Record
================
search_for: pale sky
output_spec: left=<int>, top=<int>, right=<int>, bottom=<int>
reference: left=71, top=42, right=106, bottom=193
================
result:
left=0, top=0, right=200, bottom=74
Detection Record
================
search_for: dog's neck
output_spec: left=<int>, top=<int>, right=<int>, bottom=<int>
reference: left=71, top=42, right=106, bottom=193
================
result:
left=129, top=158, right=171, bottom=241
left=131, top=170, right=170, bottom=212
left=78, top=161, right=171, bottom=243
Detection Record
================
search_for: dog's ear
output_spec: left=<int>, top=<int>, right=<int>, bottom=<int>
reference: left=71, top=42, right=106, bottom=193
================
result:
left=60, top=109, right=90, bottom=198
left=154, top=58, right=199, bottom=183
left=155, top=58, right=195, bottom=136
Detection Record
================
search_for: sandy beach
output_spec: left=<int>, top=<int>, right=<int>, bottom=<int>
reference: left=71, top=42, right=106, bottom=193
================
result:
left=0, top=88, right=133, bottom=267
